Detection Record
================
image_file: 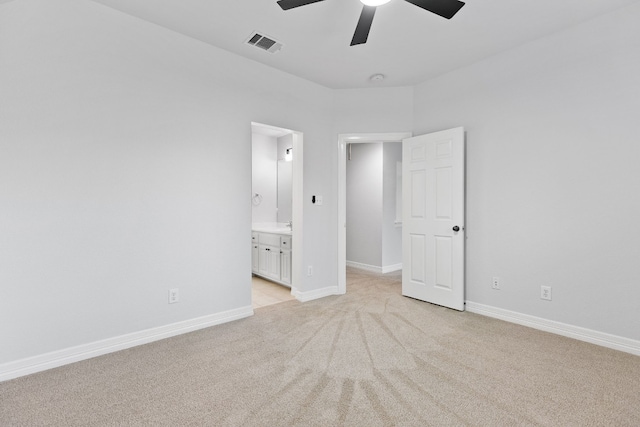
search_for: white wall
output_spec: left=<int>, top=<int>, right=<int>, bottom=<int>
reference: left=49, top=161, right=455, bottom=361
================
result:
left=333, top=87, right=414, bottom=134
left=346, top=143, right=383, bottom=267
left=0, top=0, right=335, bottom=367
left=382, top=142, right=402, bottom=268
left=346, top=142, right=402, bottom=271
left=251, top=133, right=277, bottom=223
left=413, top=2, right=640, bottom=341
left=277, top=134, right=294, bottom=161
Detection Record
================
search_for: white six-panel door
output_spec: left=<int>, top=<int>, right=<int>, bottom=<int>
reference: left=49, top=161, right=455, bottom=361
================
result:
left=402, top=128, right=465, bottom=311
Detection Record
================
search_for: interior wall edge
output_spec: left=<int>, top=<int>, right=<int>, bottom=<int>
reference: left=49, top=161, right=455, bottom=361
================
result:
left=292, top=285, right=339, bottom=303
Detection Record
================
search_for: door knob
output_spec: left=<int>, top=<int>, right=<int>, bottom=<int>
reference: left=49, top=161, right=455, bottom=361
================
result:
left=452, top=226, right=460, bottom=232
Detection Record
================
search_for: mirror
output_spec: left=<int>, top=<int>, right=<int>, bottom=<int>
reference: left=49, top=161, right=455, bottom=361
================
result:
left=277, top=160, right=292, bottom=223
left=251, top=123, right=293, bottom=227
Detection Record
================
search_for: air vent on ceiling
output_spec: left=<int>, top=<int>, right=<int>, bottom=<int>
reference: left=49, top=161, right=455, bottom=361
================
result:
left=246, top=32, right=283, bottom=54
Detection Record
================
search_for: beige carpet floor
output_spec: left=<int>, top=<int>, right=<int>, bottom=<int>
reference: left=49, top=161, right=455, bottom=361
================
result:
left=1, top=268, right=639, bottom=426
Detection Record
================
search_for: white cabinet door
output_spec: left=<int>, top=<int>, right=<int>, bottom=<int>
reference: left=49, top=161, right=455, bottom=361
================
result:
left=251, top=244, right=259, bottom=273
left=280, top=249, right=291, bottom=285
left=254, top=232, right=291, bottom=286
left=267, top=247, right=281, bottom=280
left=402, top=127, right=465, bottom=311
left=258, top=245, right=270, bottom=277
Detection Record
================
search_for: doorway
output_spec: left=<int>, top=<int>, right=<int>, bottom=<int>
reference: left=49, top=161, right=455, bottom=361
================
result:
left=252, top=122, right=303, bottom=305
left=337, top=132, right=412, bottom=294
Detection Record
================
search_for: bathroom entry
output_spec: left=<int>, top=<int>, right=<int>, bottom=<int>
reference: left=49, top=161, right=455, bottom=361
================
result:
left=251, top=122, right=303, bottom=305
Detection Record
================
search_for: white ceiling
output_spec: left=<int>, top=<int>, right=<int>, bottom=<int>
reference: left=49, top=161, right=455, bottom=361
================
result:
left=83, top=0, right=639, bottom=89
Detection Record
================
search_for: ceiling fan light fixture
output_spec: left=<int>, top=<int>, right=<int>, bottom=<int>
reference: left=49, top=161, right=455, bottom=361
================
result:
left=360, top=0, right=391, bottom=6
left=278, top=0, right=464, bottom=47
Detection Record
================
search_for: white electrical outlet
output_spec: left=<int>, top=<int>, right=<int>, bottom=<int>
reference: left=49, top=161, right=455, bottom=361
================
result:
left=307, top=265, right=313, bottom=276
left=492, top=277, right=500, bottom=290
left=541, top=286, right=552, bottom=301
left=169, top=288, right=179, bottom=304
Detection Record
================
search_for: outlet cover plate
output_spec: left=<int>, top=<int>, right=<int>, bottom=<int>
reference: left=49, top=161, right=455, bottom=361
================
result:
left=169, top=288, right=179, bottom=304
left=541, top=286, right=552, bottom=301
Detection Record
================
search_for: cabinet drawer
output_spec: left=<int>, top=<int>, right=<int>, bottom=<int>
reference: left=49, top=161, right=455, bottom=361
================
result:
left=259, top=233, right=281, bottom=247
left=280, top=236, right=292, bottom=248
left=251, top=232, right=258, bottom=243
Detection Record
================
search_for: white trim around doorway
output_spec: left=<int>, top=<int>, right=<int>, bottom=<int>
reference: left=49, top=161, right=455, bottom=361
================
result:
left=251, top=122, right=303, bottom=300
left=291, top=131, right=303, bottom=298
left=337, top=132, right=412, bottom=295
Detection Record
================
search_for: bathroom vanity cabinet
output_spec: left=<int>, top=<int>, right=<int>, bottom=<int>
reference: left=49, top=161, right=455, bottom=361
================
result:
left=252, top=231, right=292, bottom=287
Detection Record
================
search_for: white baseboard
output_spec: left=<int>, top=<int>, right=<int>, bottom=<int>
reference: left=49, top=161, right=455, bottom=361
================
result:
left=382, top=263, right=402, bottom=274
left=0, top=306, right=254, bottom=383
left=293, top=286, right=339, bottom=302
left=346, top=260, right=380, bottom=273
left=346, top=261, right=402, bottom=274
left=466, top=301, right=640, bottom=356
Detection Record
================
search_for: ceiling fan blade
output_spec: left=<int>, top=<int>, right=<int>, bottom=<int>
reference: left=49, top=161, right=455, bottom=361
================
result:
left=403, top=0, right=465, bottom=19
left=350, top=6, right=376, bottom=46
left=277, top=0, right=325, bottom=11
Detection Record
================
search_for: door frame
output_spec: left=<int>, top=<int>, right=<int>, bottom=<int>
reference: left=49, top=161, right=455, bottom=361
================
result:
left=337, top=132, right=412, bottom=295
left=291, top=131, right=303, bottom=296
left=252, top=122, right=303, bottom=297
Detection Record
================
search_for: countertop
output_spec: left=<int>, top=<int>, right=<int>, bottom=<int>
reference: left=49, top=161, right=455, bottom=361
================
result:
left=252, top=223, right=292, bottom=236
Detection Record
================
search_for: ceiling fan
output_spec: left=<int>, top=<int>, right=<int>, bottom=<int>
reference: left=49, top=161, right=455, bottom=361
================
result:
left=276, top=0, right=465, bottom=46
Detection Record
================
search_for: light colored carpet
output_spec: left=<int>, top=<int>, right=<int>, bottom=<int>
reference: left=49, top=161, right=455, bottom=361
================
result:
left=1, top=268, right=639, bottom=426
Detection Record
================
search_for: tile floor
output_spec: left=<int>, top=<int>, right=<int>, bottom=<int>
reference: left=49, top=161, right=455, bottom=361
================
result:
left=252, top=268, right=400, bottom=309
left=252, top=275, right=296, bottom=309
